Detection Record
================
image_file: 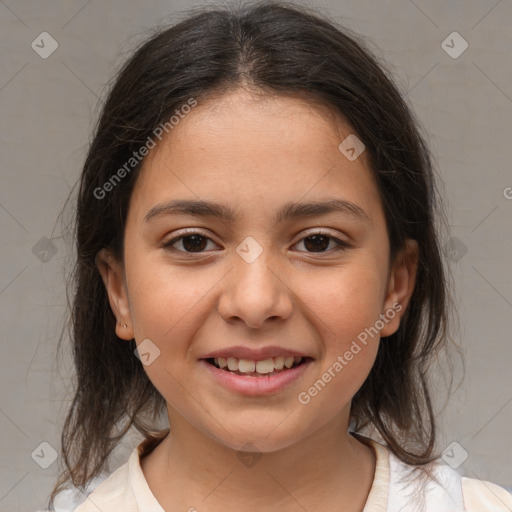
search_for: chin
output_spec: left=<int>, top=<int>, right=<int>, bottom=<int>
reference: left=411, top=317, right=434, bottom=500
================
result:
left=210, top=424, right=305, bottom=454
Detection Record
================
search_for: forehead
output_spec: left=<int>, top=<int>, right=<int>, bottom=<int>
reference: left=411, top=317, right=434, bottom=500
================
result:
left=128, top=89, right=384, bottom=227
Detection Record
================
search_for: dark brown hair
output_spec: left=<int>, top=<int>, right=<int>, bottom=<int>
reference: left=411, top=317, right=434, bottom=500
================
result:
left=48, top=0, right=462, bottom=507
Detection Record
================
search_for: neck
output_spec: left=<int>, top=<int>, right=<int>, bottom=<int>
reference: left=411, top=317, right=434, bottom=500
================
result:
left=141, top=410, right=376, bottom=512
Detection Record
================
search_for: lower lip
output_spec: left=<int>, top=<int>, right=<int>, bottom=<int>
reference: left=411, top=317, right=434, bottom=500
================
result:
left=200, top=359, right=313, bottom=396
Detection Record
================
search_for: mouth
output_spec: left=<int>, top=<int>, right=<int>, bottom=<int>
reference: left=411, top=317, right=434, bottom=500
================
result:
left=202, top=356, right=312, bottom=377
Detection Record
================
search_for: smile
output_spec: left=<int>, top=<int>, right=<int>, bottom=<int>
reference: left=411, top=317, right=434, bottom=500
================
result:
left=204, top=356, right=310, bottom=377
left=201, top=356, right=313, bottom=395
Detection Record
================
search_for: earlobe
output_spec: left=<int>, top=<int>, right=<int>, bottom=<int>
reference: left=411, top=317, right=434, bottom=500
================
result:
left=380, top=239, right=419, bottom=338
left=95, top=248, right=134, bottom=340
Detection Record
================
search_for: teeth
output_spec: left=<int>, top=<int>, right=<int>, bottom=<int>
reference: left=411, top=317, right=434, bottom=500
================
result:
left=213, top=355, right=304, bottom=374
left=284, top=356, right=294, bottom=369
left=238, top=359, right=255, bottom=373
left=274, top=356, right=285, bottom=370
left=227, top=357, right=238, bottom=371
left=255, top=358, right=274, bottom=374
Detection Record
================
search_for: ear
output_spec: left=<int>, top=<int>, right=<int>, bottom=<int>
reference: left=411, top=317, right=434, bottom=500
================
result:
left=95, top=248, right=134, bottom=340
left=379, top=239, right=419, bottom=338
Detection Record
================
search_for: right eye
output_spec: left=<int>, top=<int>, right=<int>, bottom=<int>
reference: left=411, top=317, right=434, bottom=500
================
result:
left=162, top=230, right=220, bottom=254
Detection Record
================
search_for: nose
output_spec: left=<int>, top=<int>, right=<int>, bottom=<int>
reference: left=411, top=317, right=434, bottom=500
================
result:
left=217, top=246, right=293, bottom=329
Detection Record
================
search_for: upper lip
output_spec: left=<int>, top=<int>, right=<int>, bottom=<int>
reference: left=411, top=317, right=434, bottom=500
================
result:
left=201, top=346, right=313, bottom=361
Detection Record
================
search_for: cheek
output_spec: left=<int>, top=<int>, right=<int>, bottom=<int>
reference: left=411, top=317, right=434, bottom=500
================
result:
left=295, top=258, right=386, bottom=399
left=301, top=259, right=388, bottom=340
left=125, top=265, right=209, bottom=402
left=126, top=256, right=215, bottom=339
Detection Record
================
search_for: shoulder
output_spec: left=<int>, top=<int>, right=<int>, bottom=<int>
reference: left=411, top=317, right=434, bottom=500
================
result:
left=461, top=476, right=512, bottom=512
left=59, top=430, right=169, bottom=512
left=46, top=453, right=135, bottom=512
left=386, top=447, right=465, bottom=511
left=44, top=474, right=108, bottom=512
left=72, top=454, right=135, bottom=512
left=384, top=445, right=512, bottom=511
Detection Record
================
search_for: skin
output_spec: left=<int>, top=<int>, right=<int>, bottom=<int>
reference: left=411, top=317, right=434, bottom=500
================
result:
left=96, top=88, right=418, bottom=512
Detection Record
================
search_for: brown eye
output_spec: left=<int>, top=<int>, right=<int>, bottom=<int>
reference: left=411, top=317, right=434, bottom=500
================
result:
left=294, top=232, right=350, bottom=254
left=163, top=231, right=218, bottom=254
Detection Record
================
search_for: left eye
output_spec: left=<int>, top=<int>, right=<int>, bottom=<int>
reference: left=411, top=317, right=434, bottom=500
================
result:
left=162, top=231, right=349, bottom=255
left=294, top=232, right=349, bottom=253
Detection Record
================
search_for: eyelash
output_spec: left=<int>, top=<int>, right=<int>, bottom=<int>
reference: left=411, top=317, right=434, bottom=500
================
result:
left=161, top=229, right=351, bottom=256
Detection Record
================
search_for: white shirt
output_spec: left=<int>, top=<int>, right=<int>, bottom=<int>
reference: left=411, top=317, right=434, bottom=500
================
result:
left=44, top=430, right=512, bottom=512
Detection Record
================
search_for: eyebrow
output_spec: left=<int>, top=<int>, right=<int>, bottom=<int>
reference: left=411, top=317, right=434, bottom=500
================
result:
left=143, top=198, right=370, bottom=225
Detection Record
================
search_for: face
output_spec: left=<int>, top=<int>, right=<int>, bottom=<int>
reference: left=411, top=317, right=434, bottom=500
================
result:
left=97, top=89, right=418, bottom=453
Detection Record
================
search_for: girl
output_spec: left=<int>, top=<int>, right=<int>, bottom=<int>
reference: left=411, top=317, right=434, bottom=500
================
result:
left=47, top=1, right=512, bottom=511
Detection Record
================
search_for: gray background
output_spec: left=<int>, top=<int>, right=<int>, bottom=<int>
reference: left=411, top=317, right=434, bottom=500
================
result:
left=1, top=0, right=511, bottom=510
